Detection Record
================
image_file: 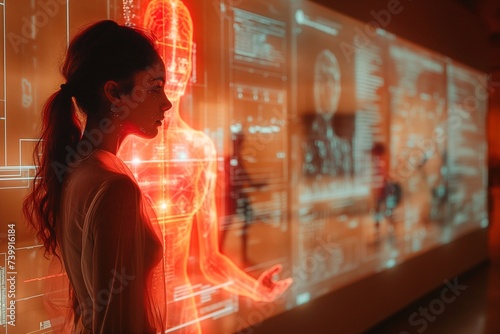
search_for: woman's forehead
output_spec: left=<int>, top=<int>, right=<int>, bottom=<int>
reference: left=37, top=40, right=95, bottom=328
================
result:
left=135, top=61, right=166, bottom=81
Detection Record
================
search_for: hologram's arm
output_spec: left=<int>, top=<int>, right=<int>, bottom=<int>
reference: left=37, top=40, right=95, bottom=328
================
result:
left=195, top=155, right=292, bottom=302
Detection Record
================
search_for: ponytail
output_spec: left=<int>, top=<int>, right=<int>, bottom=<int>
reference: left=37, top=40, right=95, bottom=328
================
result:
left=23, top=87, right=81, bottom=257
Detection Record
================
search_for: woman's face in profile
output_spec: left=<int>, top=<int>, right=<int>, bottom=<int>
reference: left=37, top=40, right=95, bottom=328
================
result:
left=120, top=61, right=173, bottom=138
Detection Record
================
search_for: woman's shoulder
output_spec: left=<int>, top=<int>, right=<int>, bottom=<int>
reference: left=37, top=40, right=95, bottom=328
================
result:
left=65, top=149, right=138, bottom=191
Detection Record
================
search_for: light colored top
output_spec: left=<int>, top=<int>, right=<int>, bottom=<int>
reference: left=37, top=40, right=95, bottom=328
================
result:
left=50, top=149, right=166, bottom=333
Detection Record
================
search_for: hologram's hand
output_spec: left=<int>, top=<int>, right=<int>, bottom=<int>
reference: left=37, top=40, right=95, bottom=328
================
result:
left=254, top=264, right=293, bottom=302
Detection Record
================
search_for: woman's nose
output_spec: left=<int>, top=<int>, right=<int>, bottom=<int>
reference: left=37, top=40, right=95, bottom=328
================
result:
left=162, top=96, right=173, bottom=111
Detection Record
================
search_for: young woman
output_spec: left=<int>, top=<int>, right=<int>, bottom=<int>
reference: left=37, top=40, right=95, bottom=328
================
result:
left=23, top=20, right=172, bottom=333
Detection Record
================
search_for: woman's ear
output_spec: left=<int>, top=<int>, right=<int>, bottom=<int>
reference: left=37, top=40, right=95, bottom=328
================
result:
left=103, top=80, right=122, bottom=107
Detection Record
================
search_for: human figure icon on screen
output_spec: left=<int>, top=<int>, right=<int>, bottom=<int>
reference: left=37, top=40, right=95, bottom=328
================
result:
left=302, top=49, right=352, bottom=179
left=118, top=1, right=292, bottom=333
left=371, top=142, right=402, bottom=239
left=219, top=131, right=267, bottom=265
left=429, top=150, right=448, bottom=222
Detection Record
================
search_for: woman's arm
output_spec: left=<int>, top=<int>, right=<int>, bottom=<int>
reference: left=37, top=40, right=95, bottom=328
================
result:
left=196, top=157, right=291, bottom=302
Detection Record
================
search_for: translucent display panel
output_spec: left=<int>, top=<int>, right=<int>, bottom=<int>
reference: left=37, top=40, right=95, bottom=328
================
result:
left=0, top=0, right=488, bottom=333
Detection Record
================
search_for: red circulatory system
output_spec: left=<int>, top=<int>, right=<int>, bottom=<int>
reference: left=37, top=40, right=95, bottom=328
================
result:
left=118, top=0, right=291, bottom=333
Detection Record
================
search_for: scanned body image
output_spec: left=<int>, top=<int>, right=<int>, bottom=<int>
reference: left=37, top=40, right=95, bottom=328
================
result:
left=302, top=49, right=352, bottom=180
left=118, top=0, right=291, bottom=332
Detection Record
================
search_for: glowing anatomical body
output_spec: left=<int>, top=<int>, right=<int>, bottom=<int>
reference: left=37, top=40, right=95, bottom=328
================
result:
left=119, top=1, right=291, bottom=332
left=123, top=124, right=217, bottom=332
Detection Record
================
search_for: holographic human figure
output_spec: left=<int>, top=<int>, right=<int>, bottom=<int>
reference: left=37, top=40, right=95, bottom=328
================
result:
left=219, top=131, right=266, bottom=264
left=303, top=49, right=352, bottom=178
left=118, top=1, right=291, bottom=333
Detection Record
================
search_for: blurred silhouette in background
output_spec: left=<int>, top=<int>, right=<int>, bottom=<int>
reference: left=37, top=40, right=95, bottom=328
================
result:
left=371, top=142, right=402, bottom=238
left=219, top=132, right=266, bottom=264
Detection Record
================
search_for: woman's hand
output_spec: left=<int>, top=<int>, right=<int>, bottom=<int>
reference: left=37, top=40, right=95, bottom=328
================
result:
left=254, top=264, right=293, bottom=302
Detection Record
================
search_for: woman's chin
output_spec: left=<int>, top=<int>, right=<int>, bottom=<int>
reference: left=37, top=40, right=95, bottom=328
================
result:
left=135, top=127, right=158, bottom=139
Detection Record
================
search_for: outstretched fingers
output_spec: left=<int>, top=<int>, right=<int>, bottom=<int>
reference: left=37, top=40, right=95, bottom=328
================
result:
left=271, top=277, right=293, bottom=299
left=257, top=265, right=293, bottom=301
left=263, top=264, right=282, bottom=278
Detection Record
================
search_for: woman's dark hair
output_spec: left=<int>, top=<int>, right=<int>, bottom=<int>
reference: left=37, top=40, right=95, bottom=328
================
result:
left=23, top=20, right=160, bottom=258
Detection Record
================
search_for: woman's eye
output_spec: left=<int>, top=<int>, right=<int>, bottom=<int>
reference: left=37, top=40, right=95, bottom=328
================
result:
left=150, top=86, right=163, bottom=94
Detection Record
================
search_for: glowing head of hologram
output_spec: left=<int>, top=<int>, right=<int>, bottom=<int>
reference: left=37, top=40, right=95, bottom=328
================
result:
left=313, top=49, right=341, bottom=116
left=144, top=0, right=193, bottom=102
